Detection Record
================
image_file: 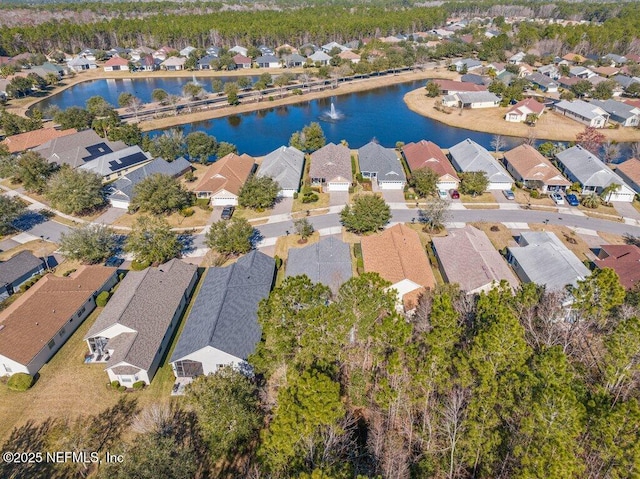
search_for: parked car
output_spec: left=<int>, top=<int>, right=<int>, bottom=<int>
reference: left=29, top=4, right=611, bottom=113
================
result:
left=502, top=189, right=515, bottom=200
left=551, top=192, right=565, bottom=205
left=438, top=190, right=448, bottom=199
left=221, top=206, right=235, bottom=220
left=449, top=189, right=460, bottom=199
left=565, top=194, right=580, bottom=206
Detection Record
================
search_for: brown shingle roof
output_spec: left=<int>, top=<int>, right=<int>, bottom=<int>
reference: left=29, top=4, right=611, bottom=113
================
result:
left=0, top=266, right=116, bottom=365
left=595, top=245, right=640, bottom=289
left=433, top=79, right=487, bottom=93
left=193, top=153, right=255, bottom=196
left=309, top=143, right=352, bottom=184
left=1, top=128, right=77, bottom=153
left=615, top=158, right=640, bottom=187
left=402, top=140, right=459, bottom=180
left=503, top=144, right=571, bottom=187
left=506, top=98, right=545, bottom=116
left=361, top=223, right=435, bottom=308
left=562, top=53, right=586, bottom=63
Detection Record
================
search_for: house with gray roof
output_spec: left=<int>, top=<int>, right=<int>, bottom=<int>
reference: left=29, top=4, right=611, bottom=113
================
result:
left=196, top=55, right=217, bottom=70
left=286, top=237, right=352, bottom=293
left=256, top=145, right=305, bottom=197
left=308, top=50, right=331, bottom=65
left=603, top=53, right=627, bottom=66
left=448, top=138, right=513, bottom=190
left=0, top=251, right=44, bottom=301
left=453, top=58, right=482, bottom=72
left=526, top=72, right=559, bottom=92
left=84, top=259, right=198, bottom=385
left=589, top=99, right=640, bottom=127
left=612, top=74, right=640, bottom=89
left=255, top=54, right=281, bottom=68
left=507, top=232, right=590, bottom=292
left=78, top=145, right=153, bottom=182
left=555, top=145, right=635, bottom=202
left=283, top=53, right=306, bottom=68
left=357, top=141, right=406, bottom=190
left=107, top=157, right=191, bottom=209
left=309, top=142, right=352, bottom=192
left=33, top=129, right=128, bottom=169
left=537, top=64, right=559, bottom=79
left=554, top=99, right=609, bottom=128
left=170, top=251, right=274, bottom=379
left=454, top=91, right=500, bottom=109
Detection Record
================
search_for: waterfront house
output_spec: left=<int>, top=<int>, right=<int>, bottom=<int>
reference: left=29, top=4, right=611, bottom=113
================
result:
left=589, top=99, right=640, bottom=127
left=401, top=140, right=459, bottom=191
left=0, top=252, right=45, bottom=301
left=103, top=55, right=129, bottom=72
left=357, top=141, right=406, bottom=190
left=432, top=79, right=487, bottom=95
left=308, top=51, right=331, bottom=66
left=256, top=146, right=305, bottom=197
left=78, top=145, right=153, bottom=182
left=338, top=50, right=361, bottom=64
left=283, top=53, right=306, bottom=68
left=161, top=57, right=186, bottom=71
left=555, top=145, right=635, bottom=202
left=309, top=143, right=352, bottom=192
left=85, top=260, right=198, bottom=385
left=1, top=127, right=77, bottom=154
left=255, top=54, right=281, bottom=68
left=197, top=55, right=217, bottom=70
left=0, top=266, right=117, bottom=377
left=286, top=237, right=352, bottom=294
left=67, top=56, right=97, bottom=72
left=193, top=153, right=255, bottom=206
left=34, top=129, right=128, bottom=169
left=615, top=158, right=640, bottom=193
left=233, top=54, right=252, bottom=69
left=452, top=91, right=500, bottom=109
left=170, top=251, right=274, bottom=379
left=553, top=100, right=609, bottom=128
left=503, top=144, right=570, bottom=193
left=453, top=58, right=482, bottom=72
left=448, top=138, right=513, bottom=190
left=505, top=98, right=545, bottom=122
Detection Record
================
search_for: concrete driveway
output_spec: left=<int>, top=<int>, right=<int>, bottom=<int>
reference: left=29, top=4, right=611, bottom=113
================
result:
left=26, top=220, right=71, bottom=243
left=272, top=197, right=293, bottom=216
left=612, top=201, right=640, bottom=222
left=492, top=190, right=519, bottom=209
left=329, top=191, right=349, bottom=207
left=94, top=207, right=128, bottom=225
left=381, top=189, right=407, bottom=208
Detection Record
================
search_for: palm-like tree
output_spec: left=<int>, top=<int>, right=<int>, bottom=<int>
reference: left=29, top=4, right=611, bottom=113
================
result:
left=581, top=193, right=601, bottom=209
left=600, top=183, right=621, bottom=203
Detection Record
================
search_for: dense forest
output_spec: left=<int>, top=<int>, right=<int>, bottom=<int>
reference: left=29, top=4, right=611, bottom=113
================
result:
left=1, top=271, right=638, bottom=478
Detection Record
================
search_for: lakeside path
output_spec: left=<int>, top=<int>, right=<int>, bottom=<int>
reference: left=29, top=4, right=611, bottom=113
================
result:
left=404, top=88, right=640, bottom=143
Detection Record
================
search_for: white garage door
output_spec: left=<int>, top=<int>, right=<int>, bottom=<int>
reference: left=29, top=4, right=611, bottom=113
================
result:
left=110, top=199, right=130, bottom=209
left=279, top=189, right=296, bottom=198
left=609, top=192, right=634, bottom=202
left=211, top=196, right=238, bottom=206
left=437, top=181, right=458, bottom=191
left=328, top=182, right=350, bottom=192
left=487, top=182, right=513, bottom=191
left=379, top=181, right=405, bottom=190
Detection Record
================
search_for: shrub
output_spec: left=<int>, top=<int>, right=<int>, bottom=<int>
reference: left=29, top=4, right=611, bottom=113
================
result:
left=96, top=291, right=110, bottom=307
left=110, top=380, right=120, bottom=389
left=118, top=272, right=126, bottom=281
left=62, top=268, right=77, bottom=277
left=131, top=259, right=151, bottom=271
left=301, top=193, right=319, bottom=203
left=7, top=373, right=34, bottom=391
left=118, top=385, right=127, bottom=392
left=348, top=186, right=355, bottom=194
left=132, top=381, right=145, bottom=390
left=293, top=192, right=299, bottom=199
left=274, top=255, right=283, bottom=270
left=181, top=207, right=195, bottom=217
left=529, top=190, right=540, bottom=199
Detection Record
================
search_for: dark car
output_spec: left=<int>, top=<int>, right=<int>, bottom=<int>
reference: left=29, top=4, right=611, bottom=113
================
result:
left=565, top=194, right=580, bottom=206
left=449, top=189, right=460, bottom=199
left=221, top=206, right=235, bottom=220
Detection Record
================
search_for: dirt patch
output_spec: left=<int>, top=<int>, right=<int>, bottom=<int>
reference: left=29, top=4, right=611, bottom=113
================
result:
left=0, top=239, right=57, bottom=261
left=274, top=232, right=320, bottom=260
left=460, top=192, right=496, bottom=203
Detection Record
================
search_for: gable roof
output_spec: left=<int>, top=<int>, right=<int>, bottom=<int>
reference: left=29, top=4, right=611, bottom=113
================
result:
left=309, top=143, right=352, bottom=184
left=78, top=145, right=152, bottom=177
left=556, top=145, right=633, bottom=190
left=456, top=91, right=500, bottom=105
left=506, top=98, right=546, bottom=117
left=361, top=223, right=435, bottom=307
left=193, top=153, right=254, bottom=196
left=432, top=79, right=487, bottom=93
left=233, top=54, right=251, bottom=64
left=33, top=129, right=128, bottom=168
left=0, top=266, right=116, bottom=366
left=86, top=260, right=197, bottom=372
left=0, top=251, right=43, bottom=286
left=285, top=237, right=352, bottom=293
left=1, top=128, right=77, bottom=153
left=508, top=232, right=590, bottom=291
left=526, top=72, right=558, bottom=89
left=595, top=245, right=640, bottom=289
left=554, top=99, right=609, bottom=121
left=161, top=57, right=186, bottom=67
left=309, top=51, right=331, bottom=62
left=590, top=99, right=640, bottom=121
left=255, top=54, right=280, bottom=64
left=402, top=140, right=458, bottom=180
left=615, top=158, right=640, bottom=189
left=109, top=157, right=191, bottom=202
left=170, top=251, right=274, bottom=363
left=358, top=141, right=406, bottom=183
left=257, top=146, right=304, bottom=190
left=432, top=225, right=519, bottom=293
left=503, top=144, right=570, bottom=186
left=104, top=55, right=129, bottom=67
left=448, top=138, right=512, bottom=184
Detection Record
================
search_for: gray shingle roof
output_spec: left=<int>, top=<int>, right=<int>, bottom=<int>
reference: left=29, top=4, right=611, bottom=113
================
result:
left=508, top=232, right=590, bottom=291
left=612, top=75, right=639, bottom=89
left=0, top=251, right=44, bottom=285
left=78, top=145, right=152, bottom=177
left=448, top=138, right=512, bottom=184
left=526, top=72, right=558, bottom=88
left=556, top=145, right=633, bottom=189
left=257, top=145, right=305, bottom=191
left=309, top=142, right=352, bottom=184
left=357, top=141, right=406, bottom=183
left=456, top=91, right=500, bottom=105
left=170, top=250, right=274, bottom=363
left=86, top=259, right=197, bottom=371
left=285, top=237, right=352, bottom=293
left=255, top=54, right=280, bottom=64
left=108, top=157, right=191, bottom=202
left=554, top=100, right=608, bottom=121
left=590, top=99, right=639, bottom=122
left=33, top=130, right=128, bottom=168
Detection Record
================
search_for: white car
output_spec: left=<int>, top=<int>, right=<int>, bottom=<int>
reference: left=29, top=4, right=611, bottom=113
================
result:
left=551, top=192, right=565, bottom=205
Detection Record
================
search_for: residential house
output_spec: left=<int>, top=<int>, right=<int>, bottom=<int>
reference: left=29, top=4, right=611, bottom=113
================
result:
left=67, top=56, right=97, bottom=72
left=603, top=53, right=627, bottom=66
left=108, top=157, right=191, bottom=209
left=229, top=45, right=248, bottom=57
left=338, top=50, right=361, bottom=64
left=509, top=51, right=526, bottom=64
left=507, top=232, right=590, bottom=291
left=432, top=225, right=519, bottom=295
left=451, top=91, right=500, bottom=109
left=258, top=45, right=274, bottom=55
left=197, top=55, right=217, bottom=70
left=496, top=70, right=517, bottom=86
left=33, top=129, right=128, bottom=169
left=78, top=145, right=153, bottom=182
left=206, top=46, right=220, bottom=57
left=557, top=76, right=580, bottom=89
left=179, top=46, right=196, bottom=58
left=555, top=145, right=636, bottom=202
left=453, top=58, right=482, bottom=72
left=283, top=53, right=306, bottom=68
left=569, top=66, right=595, bottom=79
left=486, top=62, right=506, bottom=75
left=137, top=55, right=157, bottom=71
left=1, top=127, right=77, bottom=154
left=595, top=245, right=640, bottom=289
left=357, top=141, right=406, bottom=190
left=538, top=64, right=559, bottom=79
left=401, top=140, right=459, bottom=191
left=103, top=55, right=129, bottom=72
left=308, top=51, right=331, bottom=65
left=612, top=74, right=640, bottom=90
left=0, top=252, right=45, bottom=301
left=255, top=54, right=281, bottom=68
left=432, top=79, right=487, bottom=95
left=233, top=54, right=252, bottom=69
left=286, top=237, right=352, bottom=293
left=161, top=57, right=186, bottom=71
left=193, top=153, right=255, bottom=205
left=321, top=41, right=348, bottom=53
left=361, top=224, right=436, bottom=310
left=85, top=260, right=198, bottom=385
left=526, top=72, right=559, bottom=92
left=130, top=46, right=154, bottom=61
left=309, top=142, right=352, bottom=192
left=503, top=144, right=570, bottom=193
left=275, top=44, right=298, bottom=55
left=615, top=158, right=640, bottom=193
left=562, top=53, right=587, bottom=64
left=0, top=266, right=117, bottom=377
left=256, top=146, right=305, bottom=197
left=170, top=251, right=274, bottom=378
left=554, top=100, right=610, bottom=128
left=505, top=97, right=545, bottom=122
left=589, top=99, right=640, bottom=127
left=448, top=138, right=513, bottom=190
left=592, top=66, right=620, bottom=78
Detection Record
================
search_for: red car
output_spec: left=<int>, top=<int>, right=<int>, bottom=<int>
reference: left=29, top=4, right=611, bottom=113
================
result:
left=449, top=189, right=460, bottom=199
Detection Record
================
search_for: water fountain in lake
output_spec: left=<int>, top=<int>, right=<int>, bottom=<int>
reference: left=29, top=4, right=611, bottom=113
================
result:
left=320, top=100, right=344, bottom=122
left=191, top=74, right=201, bottom=86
